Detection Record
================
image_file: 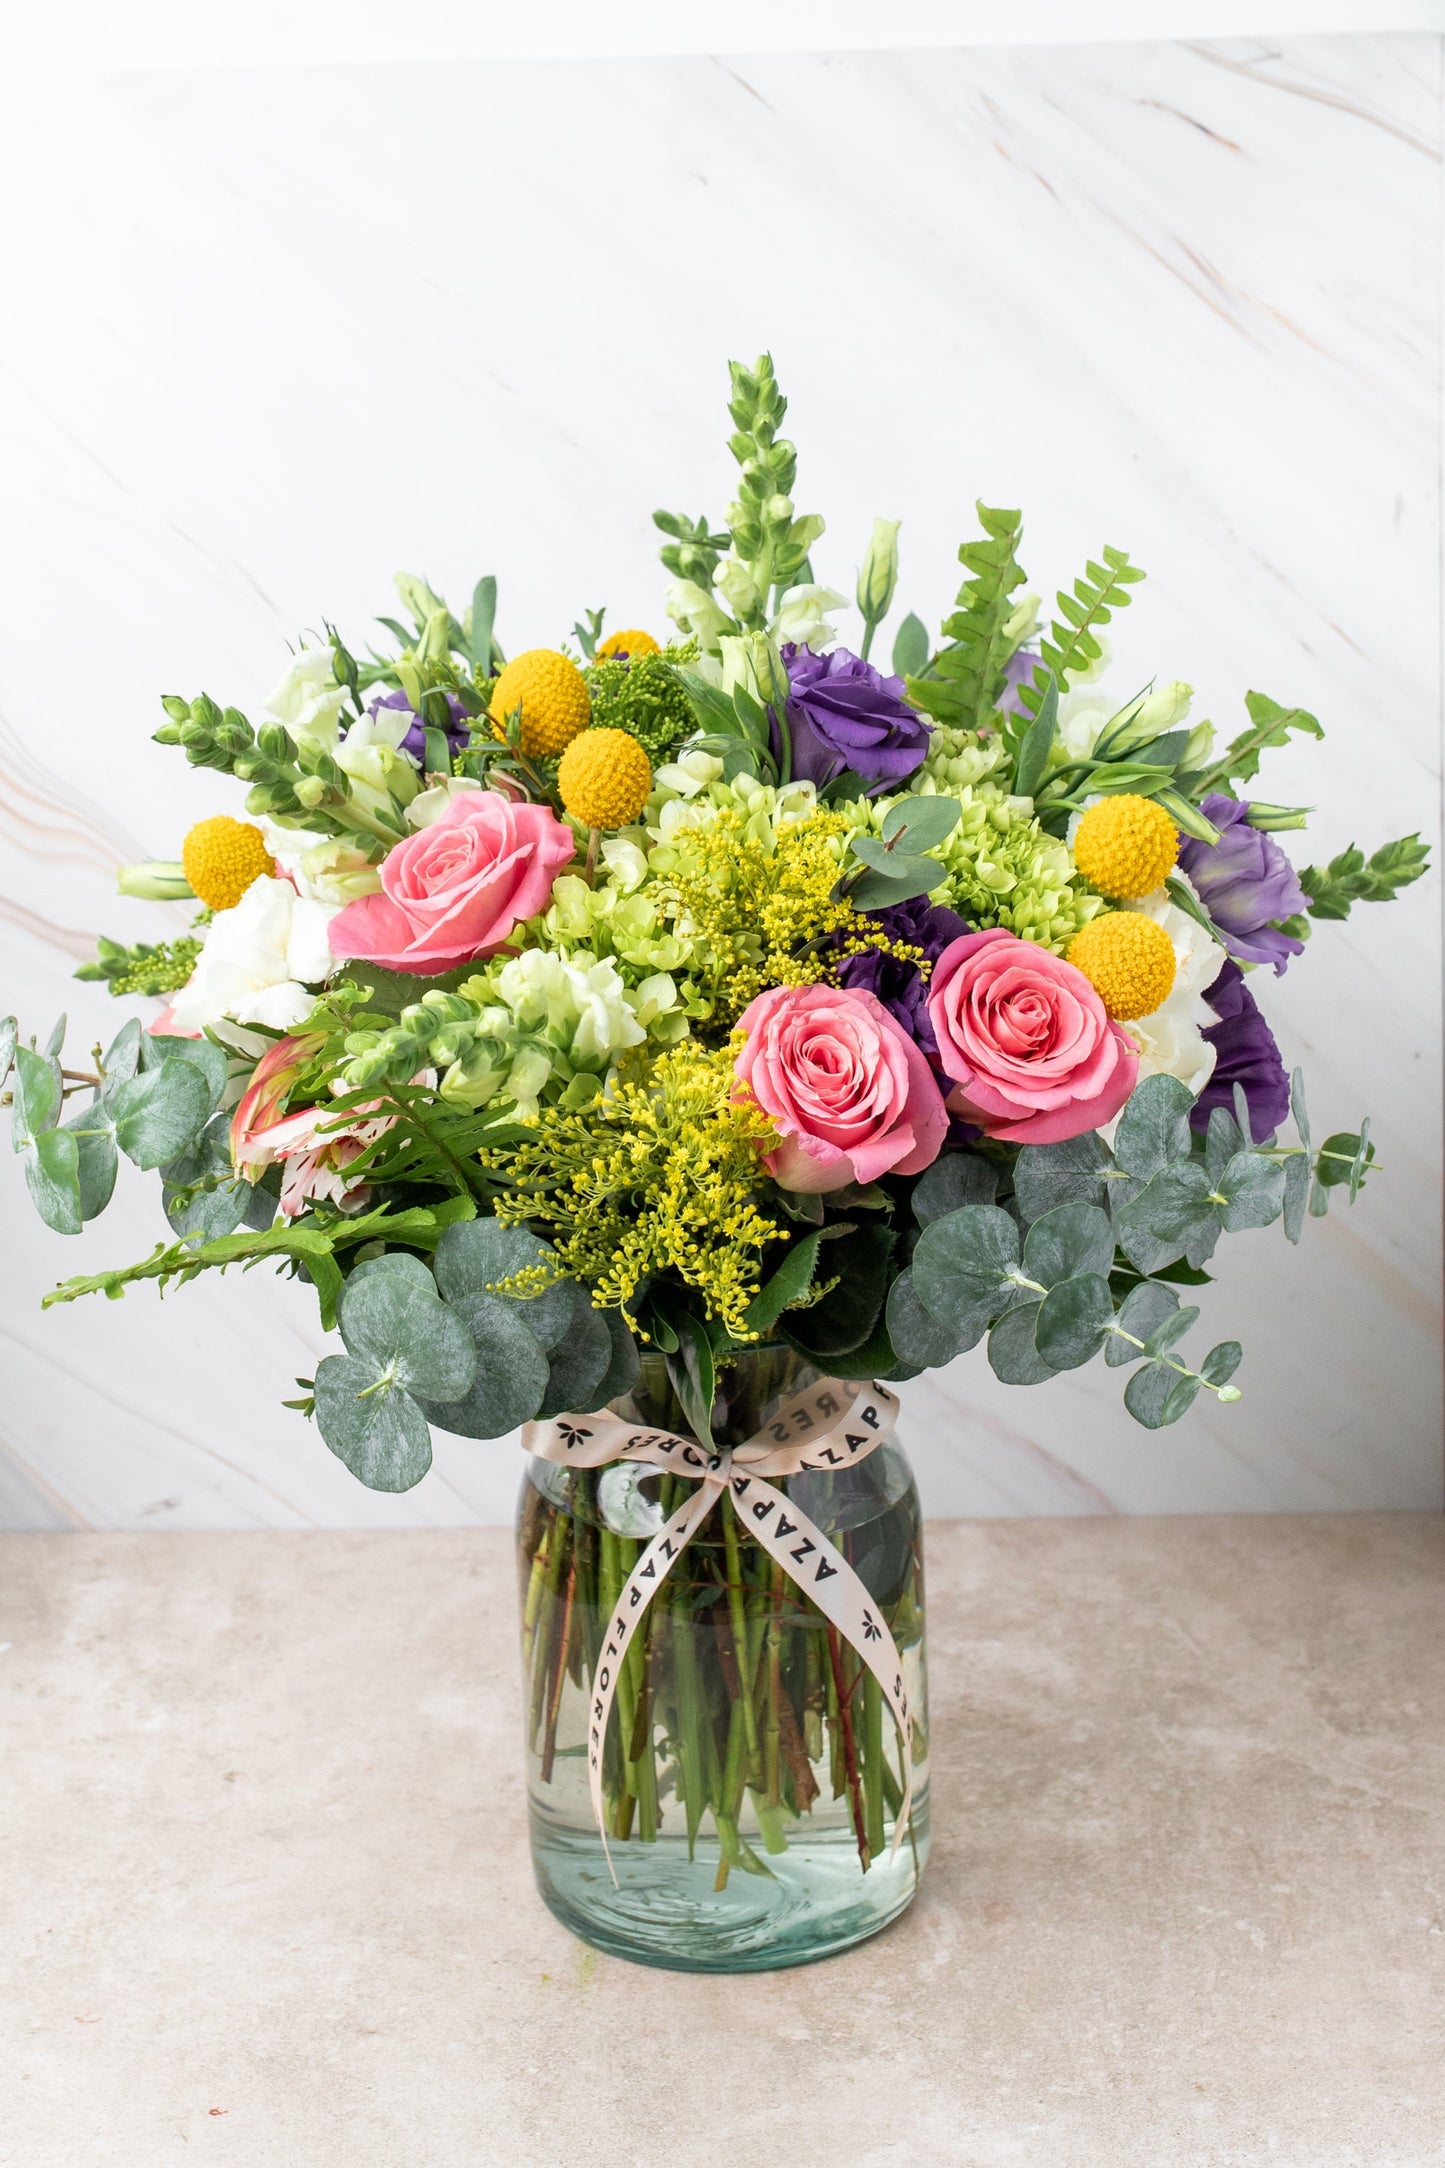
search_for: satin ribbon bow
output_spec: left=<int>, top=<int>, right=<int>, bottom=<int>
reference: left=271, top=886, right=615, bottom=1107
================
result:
left=522, top=1377, right=913, bottom=1880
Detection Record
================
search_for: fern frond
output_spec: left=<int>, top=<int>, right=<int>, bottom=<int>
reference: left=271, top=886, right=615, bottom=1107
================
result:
left=906, top=503, right=1025, bottom=730
left=1020, top=544, right=1145, bottom=716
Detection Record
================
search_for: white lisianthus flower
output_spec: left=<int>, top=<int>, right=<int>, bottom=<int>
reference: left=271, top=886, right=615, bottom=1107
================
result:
left=772, top=583, right=847, bottom=651
left=1119, top=881, right=1223, bottom=1095
left=170, top=875, right=339, bottom=1034
left=407, top=775, right=483, bottom=829
left=264, top=649, right=350, bottom=750
left=665, top=578, right=732, bottom=649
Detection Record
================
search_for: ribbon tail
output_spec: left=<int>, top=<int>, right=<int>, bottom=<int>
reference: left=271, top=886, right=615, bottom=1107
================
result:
left=729, top=1473, right=916, bottom=1862
left=587, top=1474, right=724, bottom=1887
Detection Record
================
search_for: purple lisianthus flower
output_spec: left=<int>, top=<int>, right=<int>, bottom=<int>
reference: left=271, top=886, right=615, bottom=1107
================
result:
left=1176, top=794, right=1308, bottom=975
left=364, top=687, right=471, bottom=768
left=774, top=643, right=931, bottom=791
left=837, top=896, right=971, bottom=1057
left=998, top=648, right=1042, bottom=719
left=1191, top=960, right=1291, bottom=1143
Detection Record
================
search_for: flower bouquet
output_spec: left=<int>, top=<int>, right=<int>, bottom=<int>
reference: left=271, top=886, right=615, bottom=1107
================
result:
left=6, top=354, right=1426, bottom=1970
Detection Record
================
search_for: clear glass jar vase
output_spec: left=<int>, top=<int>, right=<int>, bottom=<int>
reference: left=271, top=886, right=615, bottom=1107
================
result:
left=515, top=1345, right=929, bottom=1972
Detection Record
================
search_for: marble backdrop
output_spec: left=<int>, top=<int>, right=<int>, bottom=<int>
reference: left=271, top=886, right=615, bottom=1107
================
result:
left=0, top=33, right=1438, bottom=1529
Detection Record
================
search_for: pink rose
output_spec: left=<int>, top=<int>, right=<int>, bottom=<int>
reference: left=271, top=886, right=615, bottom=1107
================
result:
left=328, top=791, right=575, bottom=976
left=926, top=928, right=1137, bottom=1144
left=734, top=983, right=948, bottom=1194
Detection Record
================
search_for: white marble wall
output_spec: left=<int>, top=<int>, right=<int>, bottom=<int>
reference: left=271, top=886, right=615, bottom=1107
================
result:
left=0, top=33, right=1439, bottom=1528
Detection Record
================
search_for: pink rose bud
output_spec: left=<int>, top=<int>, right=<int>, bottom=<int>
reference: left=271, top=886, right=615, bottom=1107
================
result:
left=734, top=982, right=949, bottom=1194
left=926, top=928, right=1138, bottom=1144
left=328, top=791, right=576, bottom=976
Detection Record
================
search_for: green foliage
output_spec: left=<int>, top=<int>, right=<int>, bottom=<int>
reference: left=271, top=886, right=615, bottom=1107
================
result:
left=843, top=796, right=962, bottom=910
left=1299, top=835, right=1430, bottom=921
left=652, top=508, right=732, bottom=592
left=1189, top=689, right=1324, bottom=794
left=1017, top=544, right=1145, bottom=717
left=314, top=1270, right=477, bottom=1492
left=905, top=503, right=1026, bottom=730
left=890, top=611, right=930, bottom=680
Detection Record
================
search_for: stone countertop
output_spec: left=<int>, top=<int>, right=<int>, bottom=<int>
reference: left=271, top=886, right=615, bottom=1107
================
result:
left=2, top=1517, right=1442, bottom=2168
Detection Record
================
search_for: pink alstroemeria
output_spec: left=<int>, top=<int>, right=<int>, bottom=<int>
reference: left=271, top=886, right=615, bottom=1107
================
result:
left=230, top=1031, right=392, bottom=1219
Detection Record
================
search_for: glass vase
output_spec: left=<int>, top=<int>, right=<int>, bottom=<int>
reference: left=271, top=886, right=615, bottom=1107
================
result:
left=515, top=1345, right=929, bottom=1972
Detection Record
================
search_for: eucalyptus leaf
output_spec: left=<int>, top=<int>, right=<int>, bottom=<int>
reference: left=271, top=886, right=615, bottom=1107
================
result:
left=336, top=1272, right=477, bottom=1401
left=1204, top=1104, right=1246, bottom=1182
left=1104, top=1279, right=1179, bottom=1366
left=1282, top=1151, right=1309, bottom=1244
left=314, top=1354, right=434, bottom=1491
left=667, top=1309, right=716, bottom=1443
left=433, top=1218, right=574, bottom=1350
left=102, top=1017, right=143, bottom=1084
left=1124, top=1359, right=1184, bottom=1429
left=1216, top=1151, right=1285, bottom=1233
left=1142, top=1304, right=1199, bottom=1357
left=1012, top=1133, right=1114, bottom=1222
left=1021, top=1202, right=1115, bottom=1290
left=536, top=1288, right=614, bottom=1420
left=419, top=1296, right=549, bottom=1439
left=0, top=1016, right=16, bottom=1085
left=910, top=1152, right=999, bottom=1225
left=987, top=1301, right=1056, bottom=1385
left=583, top=1307, right=642, bottom=1410
left=1114, top=1073, right=1195, bottom=1182
left=1200, top=1341, right=1242, bottom=1387
left=139, top=1032, right=228, bottom=1113
left=107, top=1058, right=212, bottom=1169
left=12, top=1046, right=60, bottom=1152
left=911, top=1204, right=1021, bottom=1329
left=343, top=1251, right=438, bottom=1294
left=43, top=1014, right=67, bottom=1060
left=63, top=1101, right=119, bottom=1222
left=1114, top=1162, right=1220, bottom=1272
left=1162, top=1372, right=1202, bottom=1423
left=886, top=1269, right=983, bottom=1367
left=1033, top=1273, right=1113, bottom=1370
left=25, top=1127, right=83, bottom=1234
left=849, top=864, right=946, bottom=911
left=1289, top=1067, right=1310, bottom=1151
left=880, top=796, right=961, bottom=853
left=160, top=1112, right=250, bottom=1240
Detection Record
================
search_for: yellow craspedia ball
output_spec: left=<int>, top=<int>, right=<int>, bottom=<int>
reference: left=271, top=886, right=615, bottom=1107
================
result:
left=1067, top=911, right=1177, bottom=1021
left=180, top=815, right=273, bottom=913
left=594, top=628, right=661, bottom=662
left=557, top=728, right=654, bottom=831
left=488, top=649, right=592, bottom=758
left=1073, top=793, right=1180, bottom=899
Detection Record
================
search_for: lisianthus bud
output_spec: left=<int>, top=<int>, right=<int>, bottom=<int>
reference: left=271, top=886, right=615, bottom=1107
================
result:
left=116, top=860, right=194, bottom=901
left=856, top=517, right=901, bottom=625
left=395, top=571, right=447, bottom=628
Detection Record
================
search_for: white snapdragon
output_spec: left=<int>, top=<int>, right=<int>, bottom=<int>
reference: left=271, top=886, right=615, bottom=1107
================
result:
left=665, top=578, right=732, bottom=649
left=716, top=556, right=763, bottom=621
left=772, top=583, right=847, bottom=651
left=170, top=876, right=338, bottom=1034
left=263, top=649, right=350, bottom=750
